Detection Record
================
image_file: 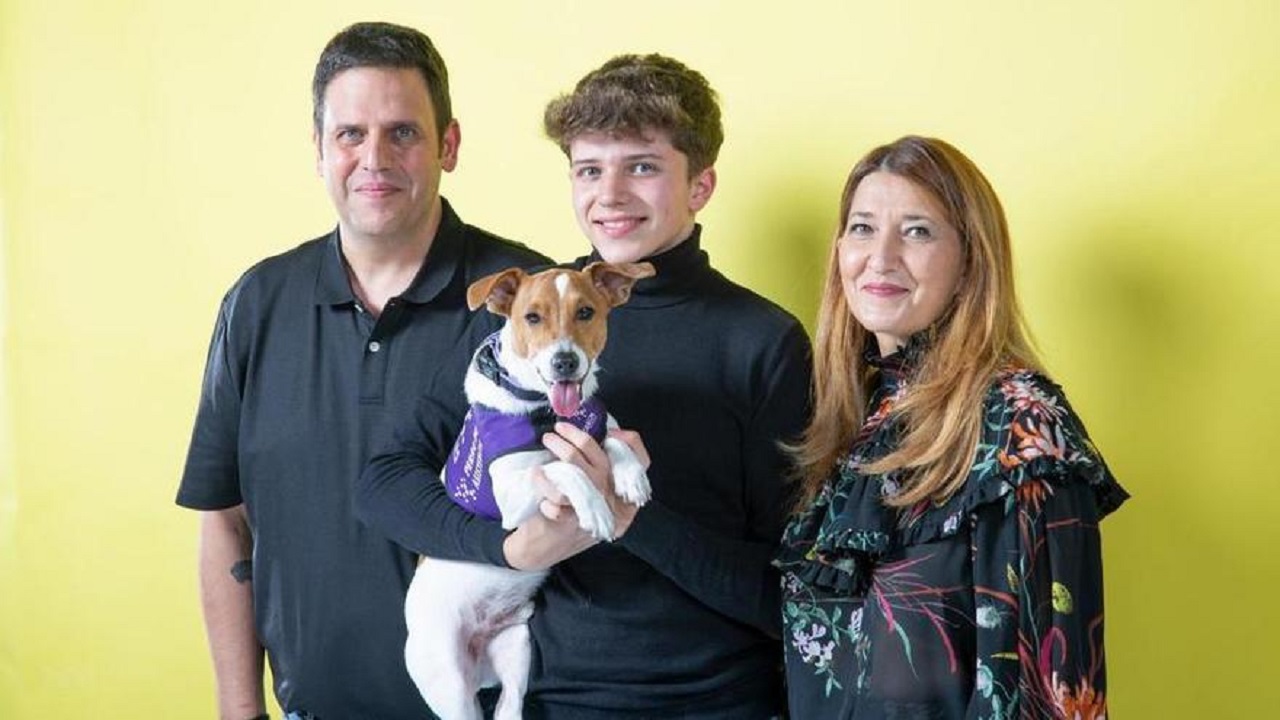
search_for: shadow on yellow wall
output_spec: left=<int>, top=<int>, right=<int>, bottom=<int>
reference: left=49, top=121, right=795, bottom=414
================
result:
left=1054, top=208, right=1280, bottom=700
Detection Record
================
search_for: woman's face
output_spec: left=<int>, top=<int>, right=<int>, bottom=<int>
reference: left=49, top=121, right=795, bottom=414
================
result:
left=838, top=171, right=965, bottom=355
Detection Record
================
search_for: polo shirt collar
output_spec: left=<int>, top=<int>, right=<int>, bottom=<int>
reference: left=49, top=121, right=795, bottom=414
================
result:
left=314, top=197, right=466, bottom=307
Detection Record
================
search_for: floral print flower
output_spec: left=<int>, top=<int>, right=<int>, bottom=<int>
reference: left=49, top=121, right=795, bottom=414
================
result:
left=976, top=603, right=1003, bottom=629
left=1015, top=477, right=1053, bottom=513
left=792, top=623, right=835, bottom=668
left=942, top=511, right=961, bottom=535
left=976, top=659, right=994, bottom=698
left=1000, top=375, right=1066, bottom=418
left=1051, top=672, right=1108, bottom=720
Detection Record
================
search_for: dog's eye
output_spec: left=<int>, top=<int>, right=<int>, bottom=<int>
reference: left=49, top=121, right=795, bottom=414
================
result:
left=524, top=312, right=541, bottom=325
left=576, top=306, right=596, bottom=321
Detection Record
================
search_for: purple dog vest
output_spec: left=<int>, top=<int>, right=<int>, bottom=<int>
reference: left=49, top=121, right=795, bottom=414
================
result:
left=444, top=387, right=608, bottom=520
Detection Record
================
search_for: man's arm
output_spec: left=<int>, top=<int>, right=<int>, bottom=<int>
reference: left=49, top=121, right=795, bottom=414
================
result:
left=198, top=506, right=266, bottom=720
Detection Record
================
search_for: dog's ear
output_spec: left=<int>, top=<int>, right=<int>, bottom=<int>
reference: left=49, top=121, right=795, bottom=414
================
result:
left=467, top=268, right=527, bottom=316
left=585, top=261, right=656, bottom=307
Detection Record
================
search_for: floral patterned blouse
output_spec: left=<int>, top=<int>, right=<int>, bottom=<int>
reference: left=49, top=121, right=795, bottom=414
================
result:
left=776, top=344, right=1128, bottom=719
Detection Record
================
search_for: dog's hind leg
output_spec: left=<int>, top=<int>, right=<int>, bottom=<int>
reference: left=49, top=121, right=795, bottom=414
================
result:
left=405, top=625, right=484, bottom=720
left=405, top=561, right=485, bottom=720
left=486, top=618, right=533, bottom=720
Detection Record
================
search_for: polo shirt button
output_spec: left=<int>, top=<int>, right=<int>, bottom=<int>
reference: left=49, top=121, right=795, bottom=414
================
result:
left=368, top=341, right=381, bottom=353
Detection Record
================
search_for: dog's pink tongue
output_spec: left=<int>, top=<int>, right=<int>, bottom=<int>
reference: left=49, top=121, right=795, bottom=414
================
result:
left=549, top=381, right=583, bottom=418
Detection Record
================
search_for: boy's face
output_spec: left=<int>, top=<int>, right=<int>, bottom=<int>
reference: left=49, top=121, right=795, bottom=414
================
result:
left=567, top=131, right=716, bottom=264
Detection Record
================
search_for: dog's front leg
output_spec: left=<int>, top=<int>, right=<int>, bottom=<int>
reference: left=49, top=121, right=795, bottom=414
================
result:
left=491, top=452, right=551, bottom=530
left=604, top=416, right=652, bottom=507
left=541, top=461, right=615, bottom=540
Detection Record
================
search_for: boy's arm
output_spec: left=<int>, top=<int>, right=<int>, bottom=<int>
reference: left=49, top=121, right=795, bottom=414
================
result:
left=356, top=386, right=601, bottom=569
left=355, top=388, right=511, bottom=565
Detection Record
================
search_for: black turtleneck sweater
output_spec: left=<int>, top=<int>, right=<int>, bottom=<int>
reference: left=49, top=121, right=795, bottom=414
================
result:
left=358, top=228, right=813, bottom=718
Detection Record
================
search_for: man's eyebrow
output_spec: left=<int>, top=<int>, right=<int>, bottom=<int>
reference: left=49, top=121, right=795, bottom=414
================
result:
left=332, top=120, right=423, bottom=129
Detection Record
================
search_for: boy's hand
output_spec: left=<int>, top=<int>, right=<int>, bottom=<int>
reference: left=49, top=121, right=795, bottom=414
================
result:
left=541, top=422, right=648, bottom=539
left=502, top=505, right=597, bottom=571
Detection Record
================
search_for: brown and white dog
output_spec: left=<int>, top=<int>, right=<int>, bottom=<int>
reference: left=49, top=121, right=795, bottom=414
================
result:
left=405, top=261, right=655, bottom=720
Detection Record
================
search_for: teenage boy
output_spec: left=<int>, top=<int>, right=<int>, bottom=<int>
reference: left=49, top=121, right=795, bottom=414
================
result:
left=358, top=54, right=811, bottom=718
left=176, top=22, right=548, bottom=720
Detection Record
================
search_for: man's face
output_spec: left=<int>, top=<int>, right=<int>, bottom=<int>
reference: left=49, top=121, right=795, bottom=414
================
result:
left=315, top=67, right=459, bottom=246
left=567, top=131, right=715, bottom=264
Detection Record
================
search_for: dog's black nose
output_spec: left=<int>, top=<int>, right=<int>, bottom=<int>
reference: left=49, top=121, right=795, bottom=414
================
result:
left=551, top=351, right=579, bottom=378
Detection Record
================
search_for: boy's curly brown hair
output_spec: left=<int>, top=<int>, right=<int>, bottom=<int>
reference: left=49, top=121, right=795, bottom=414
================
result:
left=544, top=54, right=723, bottom=175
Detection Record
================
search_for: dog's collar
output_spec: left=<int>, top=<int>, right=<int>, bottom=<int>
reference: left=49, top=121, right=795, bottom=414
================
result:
left=475, top=334, right=548, bottom=404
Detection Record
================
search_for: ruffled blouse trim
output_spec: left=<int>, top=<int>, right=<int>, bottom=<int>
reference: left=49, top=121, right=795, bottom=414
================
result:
left=776, top=368, right=1128, bottom=596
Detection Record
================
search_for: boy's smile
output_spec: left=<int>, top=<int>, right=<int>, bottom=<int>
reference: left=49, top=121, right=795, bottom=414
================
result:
left=567, top=131, right=716, bottom=264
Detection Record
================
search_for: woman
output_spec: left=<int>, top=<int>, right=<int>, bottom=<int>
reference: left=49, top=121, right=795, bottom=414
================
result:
left=777, top=136, right=1128, bottom=719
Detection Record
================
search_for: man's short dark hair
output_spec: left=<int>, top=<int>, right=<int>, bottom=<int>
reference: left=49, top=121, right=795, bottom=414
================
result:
left=543, top=54, right=724, bottom=175
left=312, top=22, right=452, bottom=140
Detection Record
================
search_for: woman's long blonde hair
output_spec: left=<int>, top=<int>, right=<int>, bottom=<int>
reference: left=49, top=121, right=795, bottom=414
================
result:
left=790, top=136, right=1042, bottom=509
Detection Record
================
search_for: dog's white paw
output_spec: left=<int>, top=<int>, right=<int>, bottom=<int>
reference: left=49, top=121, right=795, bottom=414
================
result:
left=604, top=437, right=651, bottom=507
left=543, top=462, right=615, bottom=541
left=612, top=461, right=651, bottom=507
left=574, top=492, right=616, bottom=541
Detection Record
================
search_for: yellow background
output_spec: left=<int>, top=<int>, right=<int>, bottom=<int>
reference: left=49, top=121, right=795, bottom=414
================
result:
left=2, top=0, right=1277, bottom=716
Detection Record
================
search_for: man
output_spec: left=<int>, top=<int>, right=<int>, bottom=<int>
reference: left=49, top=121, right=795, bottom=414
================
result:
left=359, top=54, right=812, bottom=718
left=177, top=22, right=548, bottom=720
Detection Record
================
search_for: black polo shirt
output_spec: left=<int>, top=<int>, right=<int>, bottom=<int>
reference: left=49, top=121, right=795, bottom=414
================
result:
left=177, top=199, right=548, bottom=719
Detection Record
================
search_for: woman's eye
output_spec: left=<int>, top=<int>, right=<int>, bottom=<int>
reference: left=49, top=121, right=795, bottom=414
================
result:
left=904, top=225, right=932, bottom=240
left=846, top=222, right=873, bottom=236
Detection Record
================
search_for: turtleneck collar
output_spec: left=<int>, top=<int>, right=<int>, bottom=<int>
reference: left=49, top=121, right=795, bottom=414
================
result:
left=576, top=225, right=711, bottom=309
